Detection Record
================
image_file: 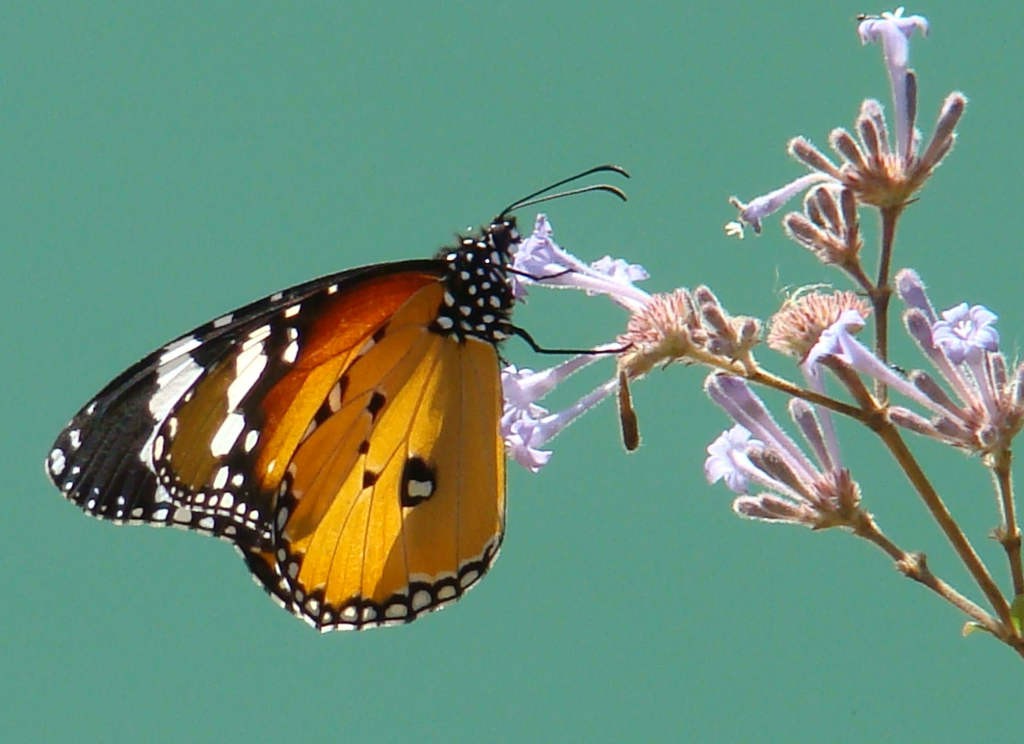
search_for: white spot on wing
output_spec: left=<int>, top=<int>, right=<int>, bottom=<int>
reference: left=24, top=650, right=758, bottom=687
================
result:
left=210, top=413, right=246, bottom=457
left=227, top=342, right=268, bottom=410
left=140, top=354, right=204, bottom=474
left=48, top=449, right=66, bottom=477
left=158, top=336, right=202, bottom=366
left=357, top=337, right=375, bottom=356
left=149, top=356, right=203, bottom=419
left=282, top=340, right=299, bottom=363
left=242, top=324, right=272, bottom=350
left=407, top=479, right=433, bottom=500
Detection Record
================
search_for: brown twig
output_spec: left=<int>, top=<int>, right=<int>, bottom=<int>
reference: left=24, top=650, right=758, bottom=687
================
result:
left=990, top=448, right=1024, bottom=598
left=849, top=510, right=1007, bottom=639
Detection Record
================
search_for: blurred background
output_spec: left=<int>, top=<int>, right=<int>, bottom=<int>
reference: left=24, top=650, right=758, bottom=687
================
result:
left=4, top=2, right=1022, bottom=741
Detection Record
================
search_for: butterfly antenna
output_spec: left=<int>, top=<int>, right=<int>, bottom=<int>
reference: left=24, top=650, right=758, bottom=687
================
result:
left=500, top=164, right=630, bottom=216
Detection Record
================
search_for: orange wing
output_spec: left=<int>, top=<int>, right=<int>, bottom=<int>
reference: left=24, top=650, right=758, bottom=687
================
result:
left=241, top=280, right=506, bottom=630
left=46, top=217, right=522, bottom=633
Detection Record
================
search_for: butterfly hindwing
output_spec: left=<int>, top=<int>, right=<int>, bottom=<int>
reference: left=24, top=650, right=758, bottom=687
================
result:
left=242, top=282, right=506, bottom=630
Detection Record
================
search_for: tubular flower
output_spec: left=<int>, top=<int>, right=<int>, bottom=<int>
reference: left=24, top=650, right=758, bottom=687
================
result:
left=728, top=8, right=964, bottom=237
left=501, top=215, right=652, bottom=470
left=892, top=269, right=1024, bottom=453
left=704, top=375, right=863, bottom=529
left=511, top=214, right=650, bottom=311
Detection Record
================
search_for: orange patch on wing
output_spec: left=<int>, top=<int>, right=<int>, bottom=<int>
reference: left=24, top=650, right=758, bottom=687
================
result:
left=253, top=274, right=441, bottom=491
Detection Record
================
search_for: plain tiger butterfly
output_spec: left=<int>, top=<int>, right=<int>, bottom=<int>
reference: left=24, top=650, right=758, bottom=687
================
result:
left=44, top=165, right=628, bottom=631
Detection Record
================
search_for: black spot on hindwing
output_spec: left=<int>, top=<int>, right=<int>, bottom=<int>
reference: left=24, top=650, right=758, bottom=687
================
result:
left=400, top=456, right=436, bottom=507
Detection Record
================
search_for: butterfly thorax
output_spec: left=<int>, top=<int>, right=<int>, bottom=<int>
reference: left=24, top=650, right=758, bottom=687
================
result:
left=431, top=218, right=519, bottom=344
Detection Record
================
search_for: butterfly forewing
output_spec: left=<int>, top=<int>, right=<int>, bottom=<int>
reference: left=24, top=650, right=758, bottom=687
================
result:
left=45, top=261, right=438, bottom=543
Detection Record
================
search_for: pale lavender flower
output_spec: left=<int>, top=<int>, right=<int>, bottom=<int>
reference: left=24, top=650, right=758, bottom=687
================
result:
left=894, top=270, right=1024, bottom=452
left=590, top=255, right=650, bottom=288
left=705, top=425, right=761, bottom=494
left=931, top=303, right=999, bottom=365
left=730, top=8, right=964, bottom=237
left=512, top=214, right=651, bottom=311
left=789, top=271, right=1024, bottom=453
left=803, top=308, right=945, bottom=414
left=704, top=374, right=862, bottom=528
left=498, top=216, right=657, bottom=470
left=501, top=361, right=620, bottom=472
left=728, top=173, right=833, bottom=236
left=858, top=7, right=929, bottom=160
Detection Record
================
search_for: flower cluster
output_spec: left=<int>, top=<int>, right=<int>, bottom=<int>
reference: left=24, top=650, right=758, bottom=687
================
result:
left=704, top=376, right=862, bottom=529
left=502, top=217, right=764, bottom=470
left=511, top=8, right=1024, bottom=656
left=728, top=7, right=963, bottom=239
left=500, top=215, right=649, bottom=471
left=891, top=270, right=1024, bottom=453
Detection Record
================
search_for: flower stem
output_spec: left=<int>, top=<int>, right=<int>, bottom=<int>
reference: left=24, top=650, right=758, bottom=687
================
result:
left=850, top=510, right=1006, bottom=637
left=775, top=359, right=1021, bottom=649
left=745, top=367, right=864, bottom=420
left=991, top=448, right=1024, bottom=598
left=873, top=423, right=1014, bottom=628
left=842, top=259, right=876, bottom=298
left=870, top=205, right=902, bottom=398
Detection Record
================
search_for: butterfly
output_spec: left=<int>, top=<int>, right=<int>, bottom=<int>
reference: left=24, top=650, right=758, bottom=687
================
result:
left=44, top=165, right=628, bottom=631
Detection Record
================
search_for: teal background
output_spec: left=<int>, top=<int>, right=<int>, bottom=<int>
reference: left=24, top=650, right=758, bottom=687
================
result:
left=4, top=2, right=1022, bottom=741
